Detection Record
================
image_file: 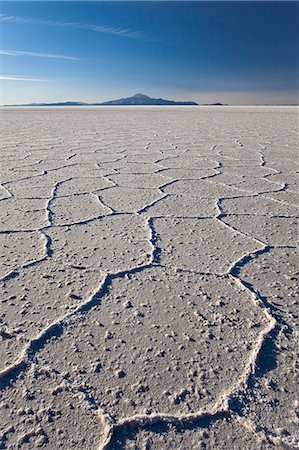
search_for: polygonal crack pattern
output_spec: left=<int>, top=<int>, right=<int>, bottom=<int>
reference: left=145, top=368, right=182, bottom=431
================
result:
left=0, top=107, right=298, bottom=449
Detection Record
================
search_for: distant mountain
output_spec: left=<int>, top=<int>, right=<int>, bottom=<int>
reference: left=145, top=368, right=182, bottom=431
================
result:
left=2, top=94, right=198, bottom=107
left=3, top=101, right=88, bottom=107
left=98, top=93, right=198, bottom=106
left=40, top=101, right=88, bottom=106
left=203, top=102, right=227, bottom=106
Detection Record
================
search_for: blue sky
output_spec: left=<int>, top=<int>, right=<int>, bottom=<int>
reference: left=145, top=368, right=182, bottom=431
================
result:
left=0, top=1, right=298, bottom=104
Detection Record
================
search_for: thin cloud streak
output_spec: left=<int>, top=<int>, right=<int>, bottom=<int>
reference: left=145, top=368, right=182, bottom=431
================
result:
left=0, top=75, right=50, bottom=81
left=0, top=13, right=144, bottom=40
left=0, top=49, right=80, bottom=60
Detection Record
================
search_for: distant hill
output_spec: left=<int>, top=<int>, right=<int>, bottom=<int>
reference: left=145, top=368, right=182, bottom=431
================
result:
left=2, top=93, right=198, bottom=107
left=203, top=102, right=228, bottom=106
left=3, top=101, right=89, bottom=107
left=98, top=93, right=198, bottom=105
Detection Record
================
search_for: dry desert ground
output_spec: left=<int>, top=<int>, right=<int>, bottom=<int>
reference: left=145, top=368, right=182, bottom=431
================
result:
left=0, top=106, right=298, bottom=449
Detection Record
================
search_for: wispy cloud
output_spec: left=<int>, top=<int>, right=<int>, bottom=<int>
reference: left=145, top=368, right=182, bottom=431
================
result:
left=0, top=75, right=50, bottom=81
left=0, top=49, right=80, bottom=60
left=0, top=13, right=144, bottom=40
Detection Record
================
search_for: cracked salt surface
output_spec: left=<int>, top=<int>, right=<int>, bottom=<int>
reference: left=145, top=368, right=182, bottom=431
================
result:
left=1, top=260, right=105, bottom=371
left=35, top=268, right=268, bottom=418
left=108, top=414, right=274, bottom=450
left=0, top=232, right=45, bottom=279
left=1, top=198, right=49, bottom=231
left=237, top=248, right=299, bottom=448
left=50, top=194, right=110, bottom=226
left=222, top=215, right=297, bottom=246
left=141, top=195, right=218, bottom=218
left=155, top=217, right=264, bottom=274
left=48, top=215, right=151, bottom=270
left=55, top=177, right=113, bottom=197
left=162, top=179, right=241, bottom=198
left=100, top=187, right=164, bottom=213
left=0, top=106, right=298, bottom=449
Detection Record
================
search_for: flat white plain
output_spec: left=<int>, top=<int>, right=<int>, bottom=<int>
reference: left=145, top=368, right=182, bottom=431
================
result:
left=0, top=106, right=298, bottom=449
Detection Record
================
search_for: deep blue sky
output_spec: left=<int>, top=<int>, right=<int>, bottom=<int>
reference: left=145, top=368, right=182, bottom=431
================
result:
left=0, top=1, right=298, bottom=104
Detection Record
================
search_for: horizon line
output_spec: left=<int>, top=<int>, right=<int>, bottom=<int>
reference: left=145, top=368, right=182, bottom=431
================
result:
left=1, top=103, right=298, bottom=107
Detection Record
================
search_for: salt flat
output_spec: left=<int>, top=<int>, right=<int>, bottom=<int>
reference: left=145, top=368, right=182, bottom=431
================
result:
left=0, top=106, right=298, bottom=449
